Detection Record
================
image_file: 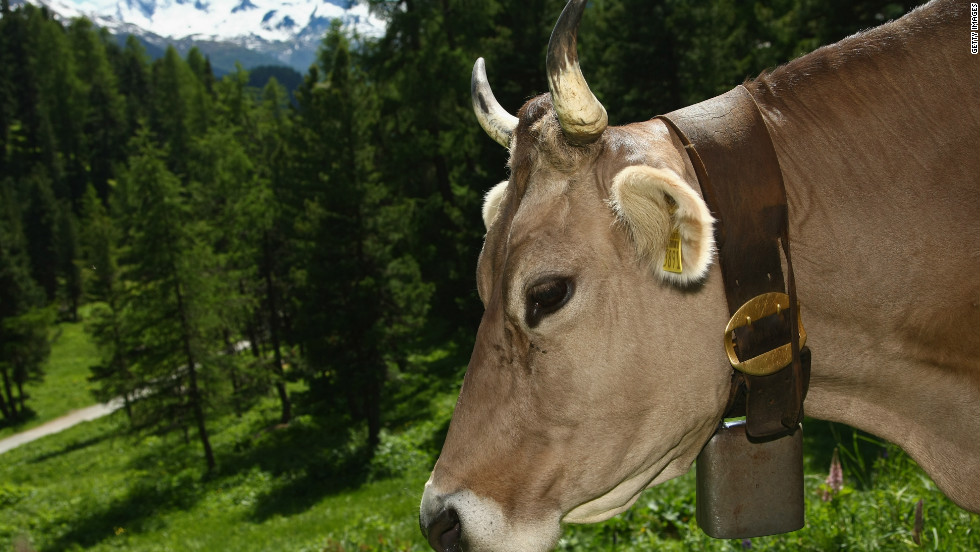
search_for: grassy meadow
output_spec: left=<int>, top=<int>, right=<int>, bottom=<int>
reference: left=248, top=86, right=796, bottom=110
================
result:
left=1, top=321, right=977, bottom=551
left=0, top=317, right=101, bottom=440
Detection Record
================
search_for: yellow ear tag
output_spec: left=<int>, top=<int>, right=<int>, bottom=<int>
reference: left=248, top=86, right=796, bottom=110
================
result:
left=663, top=203, right=683, bottom=274
left=663, top=227, right=683, bottom=273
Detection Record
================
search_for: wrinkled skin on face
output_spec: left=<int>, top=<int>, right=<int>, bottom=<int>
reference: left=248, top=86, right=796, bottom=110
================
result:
left=420, top=99, right=732, bottom=551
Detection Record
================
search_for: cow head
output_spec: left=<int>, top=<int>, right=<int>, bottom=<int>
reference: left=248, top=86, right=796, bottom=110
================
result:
left=421, top=1, right=732, bottom=550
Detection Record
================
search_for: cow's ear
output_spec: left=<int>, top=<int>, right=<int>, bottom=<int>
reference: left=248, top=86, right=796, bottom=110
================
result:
left=482, top=180, right=509, bottom=230
left=609, top=165, right=715, bottom=285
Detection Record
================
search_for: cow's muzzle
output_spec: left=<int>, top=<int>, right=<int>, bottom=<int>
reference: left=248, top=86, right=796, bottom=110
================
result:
left=422, top=507, right=461, bottom=552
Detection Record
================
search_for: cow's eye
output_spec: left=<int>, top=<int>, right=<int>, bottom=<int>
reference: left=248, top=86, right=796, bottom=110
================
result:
left=525, top=278, right=573, bottom=327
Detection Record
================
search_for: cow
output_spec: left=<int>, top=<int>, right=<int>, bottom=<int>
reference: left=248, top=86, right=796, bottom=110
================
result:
left=420, top=0, right=980, bottom=550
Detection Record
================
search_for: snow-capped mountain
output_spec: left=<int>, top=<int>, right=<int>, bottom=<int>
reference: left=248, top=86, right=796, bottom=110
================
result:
left=17, top=0, right=386, bottom=73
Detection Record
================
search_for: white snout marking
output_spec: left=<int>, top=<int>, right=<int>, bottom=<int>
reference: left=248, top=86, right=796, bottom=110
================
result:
left=421, top=478, right=561, bottom=552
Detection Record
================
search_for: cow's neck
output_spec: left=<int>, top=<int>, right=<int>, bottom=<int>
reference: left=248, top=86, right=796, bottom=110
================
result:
left=743, top=0, right=979, bottom=510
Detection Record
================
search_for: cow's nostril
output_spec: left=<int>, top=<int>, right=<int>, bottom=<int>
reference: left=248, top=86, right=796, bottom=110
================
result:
left=425, top=507, right=461, bottom=552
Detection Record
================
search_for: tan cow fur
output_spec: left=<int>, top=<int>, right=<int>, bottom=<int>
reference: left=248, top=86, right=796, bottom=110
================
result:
left=747, top=0, right=980, bottom=511
left=482, top=180, right=510, bottom=230
left=422, top=1, right=979, bottom=549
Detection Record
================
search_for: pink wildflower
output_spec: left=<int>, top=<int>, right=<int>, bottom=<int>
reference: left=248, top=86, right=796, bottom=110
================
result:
left=821, top=448, right=844, bottom=501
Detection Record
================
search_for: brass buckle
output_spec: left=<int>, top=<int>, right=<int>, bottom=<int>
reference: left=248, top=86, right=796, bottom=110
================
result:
left=724, top=292, right=806, bottom=376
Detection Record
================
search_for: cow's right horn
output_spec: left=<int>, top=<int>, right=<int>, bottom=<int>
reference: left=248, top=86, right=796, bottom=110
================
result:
left=472, top=58, right=518, bottom=148
left=547, top=0, right=607, bottom=145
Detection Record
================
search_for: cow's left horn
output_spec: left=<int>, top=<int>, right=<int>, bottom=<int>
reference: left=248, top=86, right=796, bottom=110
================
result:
left=547, top=0, right=607, bottom=145
left=472, top=58, right=518, bottom=148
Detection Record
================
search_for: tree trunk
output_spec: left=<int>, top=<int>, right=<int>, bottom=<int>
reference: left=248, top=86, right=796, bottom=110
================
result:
left=0, top=378, right=11, bottom=420
left=245, top=319, right=261, bottom=358
left=15, top=376, right=26, bottom=413
left=366, top=387, right=381, bottom=455
left=274, top=381, right=291, bottom=424
left=172, top=274, right=216, bottom=472
left=123, top=392, right=133, bottom=421
left=263, top=233, right=291, bottom=424
left=185, top=359, right=216, bottom=471
left=224, top=330, right=243, bottom=417
left=1, top=367, right=17, bottom=419
left=239, top=279, right=262, bottom=359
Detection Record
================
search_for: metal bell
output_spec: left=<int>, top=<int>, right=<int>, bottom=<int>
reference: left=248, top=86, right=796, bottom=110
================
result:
left=695, top=419, right=804, bottom=539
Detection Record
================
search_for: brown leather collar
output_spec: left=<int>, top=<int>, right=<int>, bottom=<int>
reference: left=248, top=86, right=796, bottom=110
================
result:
left=657, top=85, right=809, bottom=439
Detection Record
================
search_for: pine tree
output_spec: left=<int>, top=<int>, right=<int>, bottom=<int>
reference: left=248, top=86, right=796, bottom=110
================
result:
left=79, top=185, right=117, bottom=305
left=255, top=78, right=295, bottom=423
left=578, top=0, right=684, bottom=121
left=0, top=1, right=12, bottom=178
left=187, top=124, right=275, bottom=419
left=68, top=18, right=126, bottom=203
left=186, top=47, right=216, bottom=95
left=109, top=135, right=222, bottom=470
left=32, top=12, right=83, bottom=203
left=56, top=199, right=82, bottom=321
left=21, top=169, right=59, bottom=301
left=292, top=24, right=433, bottom=452
left=1, top=306, right=55, bottom=416
left=189, top=69, right=297, bottom=423
left=81, top=185, right=137, bottom=419
left=3, top=6, right=61, bottom=186
left=113, top=35, right=152, bottom=138
left=0, top=178, right=52, bottom=421
left=365, top=0, right=506, bottom=337
left=149, top=46, right=211, bottom=177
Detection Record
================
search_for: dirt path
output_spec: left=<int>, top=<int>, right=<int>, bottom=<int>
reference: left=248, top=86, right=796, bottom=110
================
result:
left=0, top=341, right=251, bottom=456
left=0, top=398, right=125, bottom=455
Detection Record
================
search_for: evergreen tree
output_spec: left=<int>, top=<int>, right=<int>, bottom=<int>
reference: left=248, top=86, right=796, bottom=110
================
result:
left=247, top=66, right=303, bottom=101
left=0, top=178, right=51, bottom=421
left=68, top=18, right=126, bottom=203
left=364, top=0, right=521, bottom=340
left=292, top=24, right=433, bottom=452
left=580, top=0, right=684, bottom=121
left=186, top=47, right=216, bottom=95
left=21, top=169, right=59, bottom=301
left=109, top=135, right=223, bottom=470
left=79, top=185, right=118, bottom=305
left=187, top=123, right=276, bottom=418
left=81, top=185, right=137, bottom=419
left=3, top=6, right=61, bottom=186
left=113, top=35, right=152, bottom=138
left=149, top=46, right=211, bottom=177
left=1, top=305, right=55, bottom=417
left=0, top=1, right=12, bottom=178
left=32, top=11, right=82, bottom=202
left=56, top=199, right=82, bottom=321
left=257, top=78, right=295, bottom=422
left=192, top=69, right=302, bottom=423
left=213, top=63, right=252, bottom=131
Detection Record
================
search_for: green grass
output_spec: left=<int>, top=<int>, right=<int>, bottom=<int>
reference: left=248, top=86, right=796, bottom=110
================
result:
left=561, top=423, right=980, bottom=551
left=0, top=395, right=440, bottom=552
left=2, top=322, right=977, bottom=551
left=4, top=403, right=977, bottom=552
left=1, top=317, right=449, bottom=552
left=0, top=315, right=102, bottom=439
